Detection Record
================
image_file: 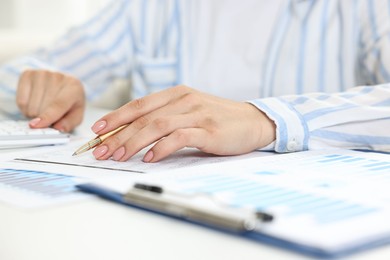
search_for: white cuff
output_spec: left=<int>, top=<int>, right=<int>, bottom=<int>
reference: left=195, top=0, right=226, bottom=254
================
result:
left=248, top=97, right=309, bottom=153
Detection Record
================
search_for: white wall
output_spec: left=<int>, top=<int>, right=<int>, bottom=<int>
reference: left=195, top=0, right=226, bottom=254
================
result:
left=0, top=0, right=110, bottom=62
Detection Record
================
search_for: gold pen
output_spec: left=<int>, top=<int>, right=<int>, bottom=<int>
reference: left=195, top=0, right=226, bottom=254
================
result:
left=72, top=124, right=129, bottom=156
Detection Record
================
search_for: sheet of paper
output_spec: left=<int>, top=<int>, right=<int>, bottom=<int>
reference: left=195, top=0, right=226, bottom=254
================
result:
left=1, top=136, right=271, bottom=208
left=13, top=139, right=273, bottom=176
left=0, top=162, right=89, bottom=208
left=87, top=149, right=390, bottom=254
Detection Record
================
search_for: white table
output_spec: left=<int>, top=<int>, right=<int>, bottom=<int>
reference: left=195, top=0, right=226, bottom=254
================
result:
left=0, top=103, right=390, bottom=260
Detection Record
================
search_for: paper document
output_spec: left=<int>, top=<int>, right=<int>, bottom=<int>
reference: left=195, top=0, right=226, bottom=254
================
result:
left=0, top=162, right=88, bottom=208
left=14, top=140, right=273, bottom=175
left=83, top=149, right=390, bottom=257
left=0, top=138, right=271, bottom=208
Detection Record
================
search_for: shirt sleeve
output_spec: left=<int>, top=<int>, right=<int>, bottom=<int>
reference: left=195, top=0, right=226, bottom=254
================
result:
left=0, top=0, right=136, bottom=101
left=249, top=84, right=390, bottom=153
left=249, top=0, right=390, bottom=154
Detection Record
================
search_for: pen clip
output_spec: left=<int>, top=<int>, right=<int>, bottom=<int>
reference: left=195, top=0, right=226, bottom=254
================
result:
left=133, top=183, right=273, bottom=222
left=134, top=183, right=163, bottom=193
left=128, top=183, right=274, bottom=232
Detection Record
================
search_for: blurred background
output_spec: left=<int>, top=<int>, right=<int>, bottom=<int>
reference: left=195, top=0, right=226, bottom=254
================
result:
left=0, top=0, right=130, bottom=108
left=0, top=0, right=110, bottom=62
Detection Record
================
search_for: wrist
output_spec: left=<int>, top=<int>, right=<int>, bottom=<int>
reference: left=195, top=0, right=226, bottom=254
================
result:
left=246, top=103, right=276, bottom=149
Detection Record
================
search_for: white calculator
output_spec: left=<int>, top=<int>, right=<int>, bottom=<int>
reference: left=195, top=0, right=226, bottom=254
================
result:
left=0, top=120, right=70, bottom=148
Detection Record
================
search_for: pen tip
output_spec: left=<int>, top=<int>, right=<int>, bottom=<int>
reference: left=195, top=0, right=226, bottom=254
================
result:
left=72, top=152, right=77, bottom=156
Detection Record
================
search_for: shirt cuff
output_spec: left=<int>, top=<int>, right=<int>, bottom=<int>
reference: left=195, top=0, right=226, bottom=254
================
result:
left=248, top=97, right=309, bottom=153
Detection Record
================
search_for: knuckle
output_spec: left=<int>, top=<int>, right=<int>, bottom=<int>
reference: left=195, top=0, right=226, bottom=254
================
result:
left=53, top=71, right=65, bottom=80
left=132, top=98, right=146, bottom=110
left=153, top=118, right=170, bottom=132
left=174, top=129, right=190, bottom=144
left=202, top=114, right=216, bottom=126
left=68, top=77, right=85, bottom=95
left=106, top=135, right=123, bottom=149
left=37, top=70, right=50, bottom=81
left=133, top=116, right=149, bottom=130
left=172, top=85, right=190, bottom=96
left=181, top=92, right=200, bottom=107
left=66, top=76, right=81, bottom=86
left=21, top=69, right=35, bottom=78
left=174, top=84, right=186, bottom=92
left=41, top=69, right=51, bottom=76
left=199, top=113, right=217, bottom=133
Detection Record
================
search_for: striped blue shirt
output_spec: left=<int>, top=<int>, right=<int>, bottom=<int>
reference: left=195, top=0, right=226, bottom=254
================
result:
left=0, top=0, right=389, bottom=153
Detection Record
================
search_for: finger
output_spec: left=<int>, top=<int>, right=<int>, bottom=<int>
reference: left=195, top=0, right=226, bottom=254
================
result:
left=31, top=83, right=84, bottom=128
left=26, top=72, right=47, bottom=118
left=96, top=113, right=198, bottom=161
left=40, top=74, right=63, bottom=112
left=92, top=102, right=191, bottom=160
left=16, top=71, right=33, bottom=115
left=94, top=92, right=205, bottom=161
left=52, top=104, right=85, bottom=132
left=114, top=92, right=196, bottom=135
left=144, top=128, right=209, bottom=163
left=92, top=85, right=192, bottom=134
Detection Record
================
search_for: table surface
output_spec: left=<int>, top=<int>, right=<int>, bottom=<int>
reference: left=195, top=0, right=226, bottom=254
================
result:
left=0, top=103, right=390, bottom=260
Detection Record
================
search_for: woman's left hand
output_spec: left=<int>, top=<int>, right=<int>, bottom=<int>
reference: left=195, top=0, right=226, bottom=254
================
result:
left=90, top=85, right=276, bottom=162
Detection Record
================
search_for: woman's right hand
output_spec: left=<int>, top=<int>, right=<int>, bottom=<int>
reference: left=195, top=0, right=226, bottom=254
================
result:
left=16, top=69, right=86, bottom=132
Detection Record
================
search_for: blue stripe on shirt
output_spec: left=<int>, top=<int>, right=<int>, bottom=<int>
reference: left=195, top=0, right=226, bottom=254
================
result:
left=366, top=0, right=390, bottom=83
left=303, top=103, right=356, bottom=122
left=318, top=0, right=330, bottom=92
left=80, top=55, right=128, bottom=82
left=296, top=0, right=316, bottom=94
left=86, top=70, right=129, bottom=100
left=339, top=85, right=374, bottom=98
left=174, top=0, right=182, bottom=84
left=140, top=0, right=147, bottom=47
left=2, top=65, right=20, bottom=76
left=61, top=25, right=129, bottom=71
left=311, top=129, right=390, bottom=145
left=49, top=0, right=130, bottom=59
left=372, top=98, right=390, bottom=106
left=317, top=94, right=331, bottom=101
left=337, top=1, right=346, bottom=91
left=0, top=83, right=16, bottom=94
left=291, top=96, right=309, bottom=105
left=155, top=4, right=177, bottom=57
left=263, top=0, right=292, bottom=97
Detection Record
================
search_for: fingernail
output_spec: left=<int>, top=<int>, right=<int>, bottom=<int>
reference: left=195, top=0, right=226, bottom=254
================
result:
left=29, top=117, right=41, bottom=127
left=91, top=120, right=107, bottom=133
left=112, top=147, right=125, bottom=161
left=93, top=145, right=108, bottom=158
left=143, top=150, right=154, bottom=163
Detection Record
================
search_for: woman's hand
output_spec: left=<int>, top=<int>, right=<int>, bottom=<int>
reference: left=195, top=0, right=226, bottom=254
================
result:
left=91, top=85, right=276, bottom=162
left=16, top=70, right=86, bottom=132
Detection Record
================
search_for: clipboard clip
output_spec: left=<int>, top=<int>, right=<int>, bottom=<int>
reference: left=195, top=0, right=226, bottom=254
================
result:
left=123, top=183, right=274, bottom=233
